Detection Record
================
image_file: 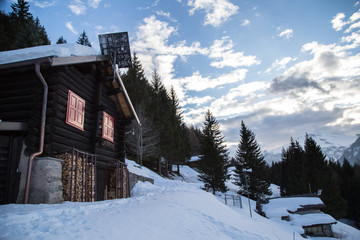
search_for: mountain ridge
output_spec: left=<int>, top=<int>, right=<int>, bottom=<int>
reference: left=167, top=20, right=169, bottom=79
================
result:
left=263, top=133, right=357, bottom=164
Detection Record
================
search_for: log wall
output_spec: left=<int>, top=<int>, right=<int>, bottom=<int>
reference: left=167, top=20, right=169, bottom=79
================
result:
left=1, top=62, right=133, bottom=202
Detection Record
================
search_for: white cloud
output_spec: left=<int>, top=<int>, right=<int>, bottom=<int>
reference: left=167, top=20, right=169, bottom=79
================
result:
left=331, top=10, right=360, bottom=33
left=184, top=96, right=214, bottom=107
left=183, top=80, right=270, bottom=126
left=345, top=21, right=360, bottom=33
left=180, top=69, right=248, bottom=91
left=133, top=15, right=208, bottom=97
left=208, top=36, right=261, bottom=68
left=241, top=19, right=250, bottom=26
left=65, top=22, right=78, bottom=35
left=137, top=0, right=159, bottom=10
left=68, top=0, right=86, bottom=15
left=278, top=29, right=293, bottom=39
left=183, top=9, right=360, bottom=152
left=133, top=15, right=261, bottom=108
left=331, top=13, right=347, bottom=31
left=88, top=0, right=102, bottom=9
left=187, top=0, right=239, bottom=27
left=265, top=57, right=296, bottom=73
left=269, top=36, right=360, bottom=128
left=34, top=0, right=56, bottom=8
left=156, top=10, right=177, bottom=22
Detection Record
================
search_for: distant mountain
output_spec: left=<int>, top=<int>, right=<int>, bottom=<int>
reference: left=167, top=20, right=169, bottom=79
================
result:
left=263, top=133, right=352, bottom=164
left=263, top=150, right=282, bottom=164
left=338, top=135, right=360, bottom=166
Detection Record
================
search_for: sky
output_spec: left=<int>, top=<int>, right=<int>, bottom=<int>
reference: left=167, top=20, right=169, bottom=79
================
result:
left=1, top=0, right=360, bottom=156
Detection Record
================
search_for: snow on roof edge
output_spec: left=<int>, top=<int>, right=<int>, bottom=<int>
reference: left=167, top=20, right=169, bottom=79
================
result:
left=0, top=44, right=100, bottom=65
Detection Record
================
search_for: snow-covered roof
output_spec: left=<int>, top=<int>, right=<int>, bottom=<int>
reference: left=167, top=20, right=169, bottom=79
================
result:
left=0, top=44, right=100, bottom=65
left=291, top=212, right=336, bottom=227
left=189, top=156, right=201, bottom=162
left=263, top=197, right=324, bottom=219
left=262, top=196, right=337, bottom=228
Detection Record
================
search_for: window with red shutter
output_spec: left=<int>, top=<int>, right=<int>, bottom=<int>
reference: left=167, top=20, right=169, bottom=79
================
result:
left=66, top=90, right=85, bottom=131
left=102, top=111, right=114, bottom=142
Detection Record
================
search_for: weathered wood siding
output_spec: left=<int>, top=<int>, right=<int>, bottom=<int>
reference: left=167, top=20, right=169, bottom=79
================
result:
left=0, top=64, right=128, bottom=163
left=43, top=66, right=97, bottom=155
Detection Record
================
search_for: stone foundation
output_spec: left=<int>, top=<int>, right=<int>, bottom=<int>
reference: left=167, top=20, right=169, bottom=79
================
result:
left=28, top=157, right=64, bottom=204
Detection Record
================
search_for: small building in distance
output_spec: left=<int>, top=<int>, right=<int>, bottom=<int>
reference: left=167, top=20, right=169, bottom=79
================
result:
left=0, top=43, right=139, bottom=204
left=187, top=155, right=201, bottom=169
left=262, top=195, right=337, bottom=238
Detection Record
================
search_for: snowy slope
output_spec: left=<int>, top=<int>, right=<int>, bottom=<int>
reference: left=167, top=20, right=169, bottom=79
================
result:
left=1, top=160, right=359, bottom=240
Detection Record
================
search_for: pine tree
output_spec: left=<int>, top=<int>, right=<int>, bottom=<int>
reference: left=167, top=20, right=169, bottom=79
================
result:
left=149, top=70, right=173, bottom=173
left=56, top=36, right=67, bottom=44
left=234, top=121, right=271, bottom=200
left=10, top=0, right=31, bottom=23
left=76, top=30, right=91, bottom=47
left=304, top=134, right=328, bottom=193
left=187, top=125, right=202, bottom=156
left=198, top=110, right=229, bottom=194
left=1, top=0, right=50, bottom=51
left=321, top=169, right=347, bottom=219
left=270, top=161, right=282, bottom=186
left=0, top=11, right=12, bottom=51
left=122, top=53, right=151, bottom=108
left=169, top=86, right=191, bottom=172
left=280, top=138, right=307, bottom=196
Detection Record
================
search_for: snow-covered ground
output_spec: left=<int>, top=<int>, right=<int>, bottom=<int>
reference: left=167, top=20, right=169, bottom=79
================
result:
left=1, top=160, right=359, bottom=240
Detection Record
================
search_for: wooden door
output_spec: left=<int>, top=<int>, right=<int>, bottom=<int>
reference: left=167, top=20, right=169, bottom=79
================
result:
left=0, top=134, right=23, bottom=204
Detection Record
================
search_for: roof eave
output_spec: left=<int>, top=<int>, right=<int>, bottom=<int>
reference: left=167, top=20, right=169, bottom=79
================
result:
left=51, top=55, right=110, bottom=66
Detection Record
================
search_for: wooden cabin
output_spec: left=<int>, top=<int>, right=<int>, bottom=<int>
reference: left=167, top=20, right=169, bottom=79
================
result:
left=262, top=196, right=337, bottom=238
left=0, top=44, right=139, bottom=204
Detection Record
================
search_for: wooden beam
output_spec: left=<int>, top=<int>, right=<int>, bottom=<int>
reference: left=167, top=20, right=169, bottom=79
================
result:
left=0, top=121, right=28, bottom=131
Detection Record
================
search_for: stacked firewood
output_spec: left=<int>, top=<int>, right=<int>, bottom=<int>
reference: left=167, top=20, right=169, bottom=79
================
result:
left=57, top=153, right=95, bottom=202
left=107, top=166, right=129, bottom=199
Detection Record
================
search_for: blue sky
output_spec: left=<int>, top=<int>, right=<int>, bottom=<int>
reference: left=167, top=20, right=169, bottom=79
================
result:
left=1, top=0, right=360, bottom=155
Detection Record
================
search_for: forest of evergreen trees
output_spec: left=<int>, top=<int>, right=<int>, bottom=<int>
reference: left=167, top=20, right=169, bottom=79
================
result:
left=0, top=0, right=92, bottom=51
left=270, top=135, right=360, bottom=222
left=2, top=0, right=359, bottom=226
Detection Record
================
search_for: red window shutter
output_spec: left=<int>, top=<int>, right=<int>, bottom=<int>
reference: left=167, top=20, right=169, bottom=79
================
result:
left=66, top=90, right=85, bottom=131
left=102, top=111, right=114, bottom=142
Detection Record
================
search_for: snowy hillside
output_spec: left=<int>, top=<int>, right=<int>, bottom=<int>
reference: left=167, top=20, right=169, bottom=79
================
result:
left=1, top=160, right=359, bottom=240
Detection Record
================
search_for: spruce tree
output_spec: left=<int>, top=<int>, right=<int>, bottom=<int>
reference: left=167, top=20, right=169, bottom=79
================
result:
left=56, top=36, right=67, bottom=44
left=150, top=70, right=173, bottom=173
left=198, top=110, right=229, bottom=194
left=304, top=134, right=328, bottom=192
left=122, top=53, right=151, bottom=108
left=187, top=125, right=202, bottom=156
left=0, top=11, right=12, bottom=51
left=169, top=86, right=190, bottom=172
left=280, top=138, right=306, bottom=196
left=1, top=0, right=50, bottom=51
left=270, top=161, right=282, bottom=186
left=234, top=121, right=271, bottom=200
left=320, top=172, right=347, bottom=219
left=76, top=30, right=91, bottom=47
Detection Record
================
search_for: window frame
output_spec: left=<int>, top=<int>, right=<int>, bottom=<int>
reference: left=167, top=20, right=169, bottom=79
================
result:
left=102, top=111, right=114, bottom=142
left=66, top=90, right=85, bottom=131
